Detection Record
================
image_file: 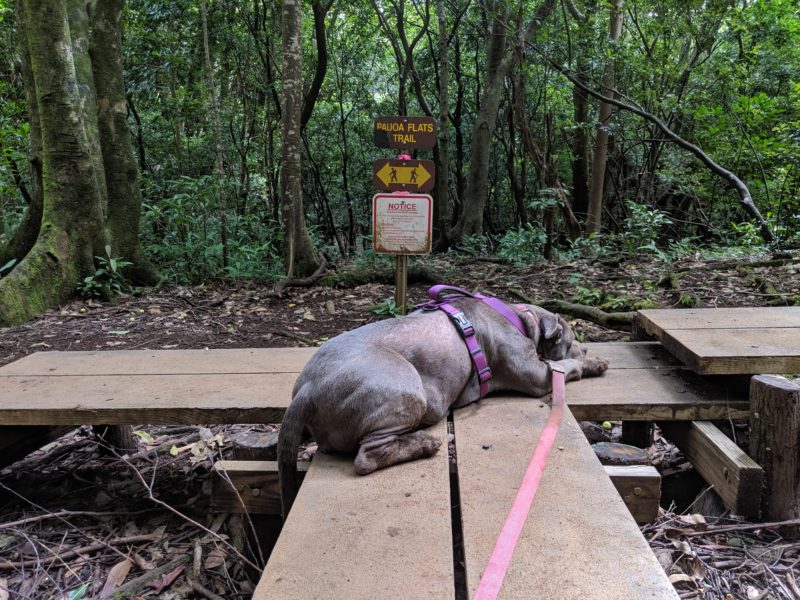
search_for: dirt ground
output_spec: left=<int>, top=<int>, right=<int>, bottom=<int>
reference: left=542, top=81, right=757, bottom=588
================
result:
left=1, top=250, right=799, bottom=599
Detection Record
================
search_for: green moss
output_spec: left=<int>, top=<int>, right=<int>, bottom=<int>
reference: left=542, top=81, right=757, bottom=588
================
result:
left=678, top=293, right=700, bottom=308
left=632, top=299, right=658, bottom=310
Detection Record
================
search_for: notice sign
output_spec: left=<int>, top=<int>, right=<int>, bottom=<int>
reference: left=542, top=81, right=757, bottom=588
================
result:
left=373, top=116, right=436, bottom=149
left=372, top=193, right=432, bottom=255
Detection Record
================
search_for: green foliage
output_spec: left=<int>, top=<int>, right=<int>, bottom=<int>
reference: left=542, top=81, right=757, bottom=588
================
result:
left=0, top=257, right=15, bottom=277
left=367, top=297, right=405, bottom=317
left=78, top=246, right=132, bottom=298
left=621, top=201, right=672, bottom=255
left=497, top=225, right=547, bottom=265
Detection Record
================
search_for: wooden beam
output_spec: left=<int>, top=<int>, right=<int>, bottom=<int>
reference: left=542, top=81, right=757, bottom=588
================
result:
left=659, top=421, right=763, bottom=518
left=211, top=460, right=309, bottom=515
left=750, top=375, right=800, bottom=522
left=605, top=465, right=661, bottom=524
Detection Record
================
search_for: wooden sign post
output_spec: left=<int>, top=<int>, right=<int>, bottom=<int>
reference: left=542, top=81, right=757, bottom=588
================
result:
left=372, top=116, right=436, bottom=314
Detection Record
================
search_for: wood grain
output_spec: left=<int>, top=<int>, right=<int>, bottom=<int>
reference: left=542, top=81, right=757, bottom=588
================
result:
left=605, top=465, right=662, bottom=524
left=253, top=421, right=453, bottom=600
left=455, top=400, right=677, bottom=599
left=659, top=421, right=763, bottom=518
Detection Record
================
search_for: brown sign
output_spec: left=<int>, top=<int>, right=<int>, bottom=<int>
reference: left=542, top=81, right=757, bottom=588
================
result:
left=373, top=116, right=436, bottom=149
left=373, top=159, right=435, bottom=192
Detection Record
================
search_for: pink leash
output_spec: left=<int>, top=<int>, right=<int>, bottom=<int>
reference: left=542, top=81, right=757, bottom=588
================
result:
left=473, top=364, right=566, bottom=600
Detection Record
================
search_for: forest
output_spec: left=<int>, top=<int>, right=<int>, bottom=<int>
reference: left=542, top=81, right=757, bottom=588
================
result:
left=0, top=0, right=799, bottom=322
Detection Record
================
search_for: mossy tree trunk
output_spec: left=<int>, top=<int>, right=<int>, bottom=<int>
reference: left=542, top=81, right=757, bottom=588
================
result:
left=0, top=0, right=158, bottom=326
left=90, top=0, right=159, bottom=285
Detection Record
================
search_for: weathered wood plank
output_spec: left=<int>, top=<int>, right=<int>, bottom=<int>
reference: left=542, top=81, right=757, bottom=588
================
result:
left=659, top=328, right=800, bottom=375
left=634, top=308, right=800, bottom=375
left=605, top=465, right=662, bottom=524
left=211, top=460, right=309, bottom=515
left=659, top=421, right=764, bottom=518
left=455, top=399, right=677, bottom=599
left=0, top=348, right=317, bottom=376
left=0, top=374, right=295, bottom=425
left=253, top=421, right=453, bottom=600
left=637, top=307, right=800, bottom=332
left=0, top=344, right=749, bottom=425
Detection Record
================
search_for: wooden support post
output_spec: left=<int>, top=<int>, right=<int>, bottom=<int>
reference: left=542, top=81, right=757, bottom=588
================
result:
left=750, top=375, right=800, bottom=524
left=660, top=421, right=763, bottom=518
left=604, top=465, right=661, bottom=524
left=395, top=254, right=408, bottom=315
left=621, top=421, right=653, bottom=448
left=212, top=460, right=309, bottom=515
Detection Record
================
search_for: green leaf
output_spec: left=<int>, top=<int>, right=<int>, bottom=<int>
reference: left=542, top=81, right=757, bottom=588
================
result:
left=68, top=582, right=91, bottom=600
left=108, top=330, right=130, bottom=335
left=133, top=429, right=154, bottom=443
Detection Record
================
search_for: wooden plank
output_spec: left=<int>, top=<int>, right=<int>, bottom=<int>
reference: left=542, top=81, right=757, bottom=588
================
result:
left=254, top=421, right=453, bottom=600
left=658, top=328, right=800, bottom=375
left=455, top=399, right=677, bottom=599
left=0, top=344, right=748, bottom=425
left=637, top=307, right=800, bottom=332
left=0, top=348, right=317, bottom=376
left=211, top=460, right=309, bottom=514
left=0, top=425, right=76, bottom=469
left=0, top=374, right=294, bottom=425
left=659, top=421, right=763, bottom=518
left=566, top=367, right=749, bottom=421
left=605, top=465, right=661, bottom=524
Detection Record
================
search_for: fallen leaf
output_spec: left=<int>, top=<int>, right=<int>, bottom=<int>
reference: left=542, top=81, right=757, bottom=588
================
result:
left=151, top=564, right=185, bottom=594
left=204, top=549, right=225, bottom=569
left=0, top=577, right=9, bottom=600
left=671, top=539, right=695, bottom=557
left=99, top=559, right=132, bottom=598
left=133, top=430, right=154, bottom=443
left=746, top=585, right=760, bottom=599
left=108, top=330, right=130, bottom=335
left=132, top=552, right=156, bottom=571
left=677, top=514, right=707, bottom=527
left=668, top=573, right=693, bottom=584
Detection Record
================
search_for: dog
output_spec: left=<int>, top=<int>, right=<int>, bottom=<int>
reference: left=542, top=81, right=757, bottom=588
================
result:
left=278, top=290, right=608, bottom=517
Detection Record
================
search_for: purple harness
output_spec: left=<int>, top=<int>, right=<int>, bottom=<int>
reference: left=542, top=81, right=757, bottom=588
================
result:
left=417, top=284, right=533, bottom=398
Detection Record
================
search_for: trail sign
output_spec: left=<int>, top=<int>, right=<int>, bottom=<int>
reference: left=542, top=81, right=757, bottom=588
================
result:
left=373, top=159, right=435, bottom=193
left=373, top=116, right=436, bottom=149
left=372, top=193, right=432, bottom=255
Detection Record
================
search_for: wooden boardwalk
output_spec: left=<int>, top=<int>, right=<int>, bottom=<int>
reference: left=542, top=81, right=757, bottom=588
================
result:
left=0, top=343, right=747, bottom=425
left=635, top=307, right=800, bottom=375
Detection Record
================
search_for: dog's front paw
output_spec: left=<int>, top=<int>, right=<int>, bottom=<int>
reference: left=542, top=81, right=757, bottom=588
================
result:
left=582, top=357, right=609, bottom=378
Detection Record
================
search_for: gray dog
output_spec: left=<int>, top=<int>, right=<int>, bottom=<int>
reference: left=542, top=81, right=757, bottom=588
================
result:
left=278, top=293, right=608, bottom=517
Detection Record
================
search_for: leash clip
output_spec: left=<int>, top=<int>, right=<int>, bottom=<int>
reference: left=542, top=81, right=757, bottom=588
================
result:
left=547, top=361, right=565, bottom=374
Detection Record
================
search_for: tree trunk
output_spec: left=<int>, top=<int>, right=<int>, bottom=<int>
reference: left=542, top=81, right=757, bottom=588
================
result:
left=452, top=0, right=555, bottom=242
left=91, top=0, right=159, bottom=285
left=586, top=0, right=624, bottom=234
left=434, top=0, right=451, bottom=248
left=200, top=0, right=229, bottom=270
left=0, top=0, right=106, bottom=326
left=280, top=0, right=318, bottom=277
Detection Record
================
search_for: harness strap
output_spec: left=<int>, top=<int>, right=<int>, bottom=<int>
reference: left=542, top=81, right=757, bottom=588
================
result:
left=473, top=364, right=566, bottom=599
left=419, top=285, right=533, bottom=399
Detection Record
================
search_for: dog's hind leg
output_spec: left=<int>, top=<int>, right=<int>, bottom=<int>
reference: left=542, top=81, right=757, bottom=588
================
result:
left=354, top=428, right=442, bottom=475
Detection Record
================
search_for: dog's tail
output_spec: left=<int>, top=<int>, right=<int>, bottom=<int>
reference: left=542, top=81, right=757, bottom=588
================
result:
left=278, top=385, right=314, bottom=521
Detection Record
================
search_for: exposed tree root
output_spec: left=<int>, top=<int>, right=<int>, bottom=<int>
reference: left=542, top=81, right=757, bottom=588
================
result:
left=510, top=288, right=634, bottom=331
left=273, top=255, right=330, bottom=295
left=317, top=264, right=443, bottom=289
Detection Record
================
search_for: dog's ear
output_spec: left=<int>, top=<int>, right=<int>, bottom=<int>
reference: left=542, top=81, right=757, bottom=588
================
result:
left=541, top=314, right=563, bottom=340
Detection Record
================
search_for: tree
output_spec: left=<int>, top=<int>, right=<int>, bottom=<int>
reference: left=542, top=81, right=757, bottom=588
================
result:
left=451, top=0, right=556, bottom=242
left=279, top=0, right=318, bottom=277
left=0, top=0, right=158, bottom=327
left=586, top=0, right=624, bottom=234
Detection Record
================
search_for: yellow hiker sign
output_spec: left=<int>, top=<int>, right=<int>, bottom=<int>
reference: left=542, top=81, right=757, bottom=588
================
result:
left=372, top=159, right=435, bottom=192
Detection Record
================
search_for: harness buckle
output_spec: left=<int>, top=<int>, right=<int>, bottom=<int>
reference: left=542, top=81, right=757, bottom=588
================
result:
left=450, top=311, right=475, bottom=337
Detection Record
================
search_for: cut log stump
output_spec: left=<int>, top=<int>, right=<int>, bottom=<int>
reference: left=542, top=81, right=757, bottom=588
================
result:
left=750, top=375, right=800, bottom=527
